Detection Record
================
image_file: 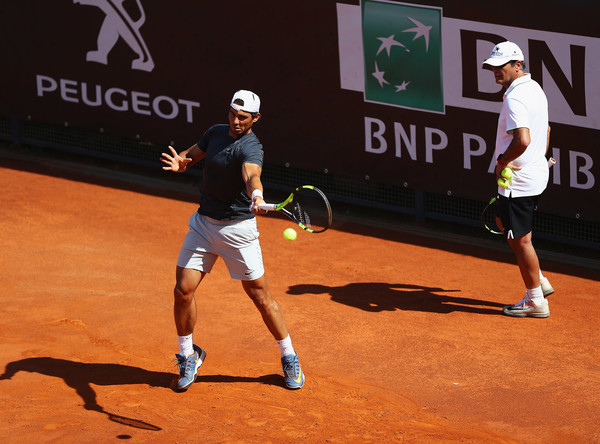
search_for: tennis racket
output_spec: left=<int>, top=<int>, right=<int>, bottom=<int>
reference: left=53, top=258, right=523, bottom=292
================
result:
left=481, top=157, right=556, bottom=235
left=259, top=185, right=332, bottom=233
left=481, top=195, right=503, bottom=235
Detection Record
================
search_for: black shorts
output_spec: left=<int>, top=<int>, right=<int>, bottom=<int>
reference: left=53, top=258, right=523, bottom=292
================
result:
left=497, top=194, right=540, bottom=239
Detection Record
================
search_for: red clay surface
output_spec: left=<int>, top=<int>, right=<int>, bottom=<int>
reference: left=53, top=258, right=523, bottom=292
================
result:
left=1, top=156, right=599, bottom=443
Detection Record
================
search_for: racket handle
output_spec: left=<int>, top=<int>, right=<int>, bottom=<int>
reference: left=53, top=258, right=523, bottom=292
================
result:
left=548, top=157, right=556, bottom=168
left=258, top=203, right=277, bottom=211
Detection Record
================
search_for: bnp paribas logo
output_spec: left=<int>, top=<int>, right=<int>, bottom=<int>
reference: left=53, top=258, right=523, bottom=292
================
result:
left=362, top=0, right=443, bottom=112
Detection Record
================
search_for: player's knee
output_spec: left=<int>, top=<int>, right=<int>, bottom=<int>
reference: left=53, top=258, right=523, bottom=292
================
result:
left=248, top=291, right=276, bottom=311
left=515, top=232, right=533, bottom=246
left=508, top=233, right=533, bottom=252
left=173, top=284, right=194, bottom=305
left=243, top=278, right=267, bottom=297
left=246, top=289, right=265, bottom=305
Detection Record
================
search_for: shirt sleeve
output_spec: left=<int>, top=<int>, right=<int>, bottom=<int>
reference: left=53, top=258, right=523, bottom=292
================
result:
left=197, top=126, right=215, bottom=152
left=505, top=96, right=530, bottom=133
left=240, top=137, right=264, bottom=168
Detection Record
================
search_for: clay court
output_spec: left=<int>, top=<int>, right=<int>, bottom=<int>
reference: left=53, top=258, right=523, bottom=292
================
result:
left=0, top=150, right=599, bottom=443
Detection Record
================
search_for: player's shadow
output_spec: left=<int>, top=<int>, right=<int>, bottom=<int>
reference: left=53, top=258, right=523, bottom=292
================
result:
left=197, top=374, right=283, bottom=387
left=288, top=283, right=504, bottom=314
left=0, top=357, right=175, bottom=431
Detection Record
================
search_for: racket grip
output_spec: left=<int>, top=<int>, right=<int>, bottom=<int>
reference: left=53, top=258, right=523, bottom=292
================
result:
left=548, top=157, right=556, bottom=168
left=258, top=203, right=277, bottom=211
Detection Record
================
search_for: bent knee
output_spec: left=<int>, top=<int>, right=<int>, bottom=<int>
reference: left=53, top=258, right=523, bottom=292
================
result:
left=508, top=233, right=533, bottom=250
left=174, top=284, right=194, bottom=305
left=246, top=288, right=276, bottom=309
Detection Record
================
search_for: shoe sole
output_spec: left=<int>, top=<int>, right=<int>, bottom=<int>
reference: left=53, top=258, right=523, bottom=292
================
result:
left=502, top=308, right=550, bottom=318
left=285, top=376, right=305, bottom=390
left=178, top=348, right=206, bottom=391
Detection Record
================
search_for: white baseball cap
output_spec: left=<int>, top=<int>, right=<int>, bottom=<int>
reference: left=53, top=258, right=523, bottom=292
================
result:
left=230, top=90, right=260, bottom=113
left=482, top=41, right=524, bottom=67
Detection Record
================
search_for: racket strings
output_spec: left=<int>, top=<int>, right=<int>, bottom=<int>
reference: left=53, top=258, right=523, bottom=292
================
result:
left=293, top=202, right=311, bottom=227
left=291, top=189, right=331, bottom=232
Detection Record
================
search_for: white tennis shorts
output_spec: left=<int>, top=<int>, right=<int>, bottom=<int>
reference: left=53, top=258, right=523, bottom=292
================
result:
left=177, top=212, right=264, bottom=281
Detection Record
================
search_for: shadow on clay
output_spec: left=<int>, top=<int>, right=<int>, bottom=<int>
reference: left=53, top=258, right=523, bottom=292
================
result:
left=287, top=282, right=504, bottom=315
left=196, top=373, right=283, bottom=387
left=0, top=357, right=174, bottom=431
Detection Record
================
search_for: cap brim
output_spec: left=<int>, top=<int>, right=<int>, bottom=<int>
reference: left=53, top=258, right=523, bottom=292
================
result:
left=482, top=56, right=524, bottom=67
left=230, top=103, right=259, bottom=114
left=482, top=57, right=509, bottom=67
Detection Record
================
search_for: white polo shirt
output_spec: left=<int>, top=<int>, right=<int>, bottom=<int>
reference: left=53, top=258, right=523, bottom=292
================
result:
left=494, top=73, right=549, bottom=197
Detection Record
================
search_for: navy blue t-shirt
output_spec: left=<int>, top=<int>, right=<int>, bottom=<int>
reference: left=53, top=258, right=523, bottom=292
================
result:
left=196, top=124, right=264, bottom=220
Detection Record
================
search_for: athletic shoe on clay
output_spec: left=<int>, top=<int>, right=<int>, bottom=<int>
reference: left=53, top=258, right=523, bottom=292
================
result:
left=541, top=277, right=555, bottom=297
left=281, top=353, right=305, bottom=389
left=502, top=295, right=550, bottom=318
left=174, top=344, right=206, bottom=391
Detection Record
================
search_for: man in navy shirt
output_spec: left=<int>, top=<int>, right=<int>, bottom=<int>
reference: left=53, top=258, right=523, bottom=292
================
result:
left=161, top=90, right=305, bottom=390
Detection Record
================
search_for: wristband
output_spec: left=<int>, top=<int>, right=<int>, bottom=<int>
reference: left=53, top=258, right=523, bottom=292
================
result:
left=497, top=153, right=507, bottom=165
left=251, top=189, right=263, bottom=200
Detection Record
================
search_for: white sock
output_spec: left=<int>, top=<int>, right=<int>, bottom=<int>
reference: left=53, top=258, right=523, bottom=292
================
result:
left=178, top=334, right=194, bottom=357
left=539, top=269, right=546, bottom=281
left=276, top=335, right=295, bottom=357
left=527, top=286, right=544, bottom=305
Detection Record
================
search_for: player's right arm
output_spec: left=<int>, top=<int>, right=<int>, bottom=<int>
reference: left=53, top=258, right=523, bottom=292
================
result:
left=495, top=127, right=528, bottom=179
left=161, top=144, right=206, bottom=172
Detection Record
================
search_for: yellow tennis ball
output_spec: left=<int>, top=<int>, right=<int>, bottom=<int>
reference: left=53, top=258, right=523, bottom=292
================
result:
left=501, top=167, right=512, bottom=180
left=497, top=178, right=508, bottom=188
left=283, top=228, right=297, bottom=241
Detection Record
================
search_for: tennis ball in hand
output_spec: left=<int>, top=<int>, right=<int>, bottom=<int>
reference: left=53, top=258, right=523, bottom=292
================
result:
left=497, top=178, right=508, bottom=188
left=501, top=167, right=512, bottom=180
left=283, top=228, right=297, bottom=241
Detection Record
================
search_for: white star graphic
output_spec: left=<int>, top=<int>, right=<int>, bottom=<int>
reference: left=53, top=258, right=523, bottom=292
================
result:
left=402, top=17, right=432, bottom=51
left=395, top=80, right=410, bottom=92
left=371, top=61, right=389, bottom=87
left=376, top=34, right=409, bottom=57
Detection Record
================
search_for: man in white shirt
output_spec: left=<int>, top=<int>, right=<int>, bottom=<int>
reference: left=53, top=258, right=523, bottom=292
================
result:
left=483, top=41, right=554, bottom=318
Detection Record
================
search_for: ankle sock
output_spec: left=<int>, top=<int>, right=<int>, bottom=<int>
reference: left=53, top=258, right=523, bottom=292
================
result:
left=527, top=286, right=544, bottom=305
left=277, top=335, right=295, bottom=357
left=178, top=334, right=194, bottom=357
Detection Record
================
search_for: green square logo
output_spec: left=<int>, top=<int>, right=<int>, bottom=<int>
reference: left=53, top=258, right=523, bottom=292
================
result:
left=362, top=0, right=444, bottom=112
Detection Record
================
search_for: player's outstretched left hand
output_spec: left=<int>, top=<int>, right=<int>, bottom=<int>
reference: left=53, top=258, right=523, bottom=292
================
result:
left=160, top=146, right=191, bottom=172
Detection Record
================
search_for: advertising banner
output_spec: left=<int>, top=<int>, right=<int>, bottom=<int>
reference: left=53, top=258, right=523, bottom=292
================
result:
left=1, top=0, right=598, bottom=221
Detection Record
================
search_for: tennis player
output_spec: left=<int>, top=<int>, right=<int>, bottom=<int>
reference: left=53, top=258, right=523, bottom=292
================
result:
left=160, top=90, right=304, bottom=390
left=483, top=42, right=554, bottom=318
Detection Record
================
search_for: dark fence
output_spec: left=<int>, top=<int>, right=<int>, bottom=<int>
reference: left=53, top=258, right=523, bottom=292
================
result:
left=2, top=117, right=598, bottom=250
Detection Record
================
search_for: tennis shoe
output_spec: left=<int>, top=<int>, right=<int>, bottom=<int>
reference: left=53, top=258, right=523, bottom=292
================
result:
left=502, top=295, right=550, bottom=318
left=174, top=344, right=206, bottom=391
left=281, top=353, right=304, bottom=389
left=541, top=277, right=555, bottom=297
